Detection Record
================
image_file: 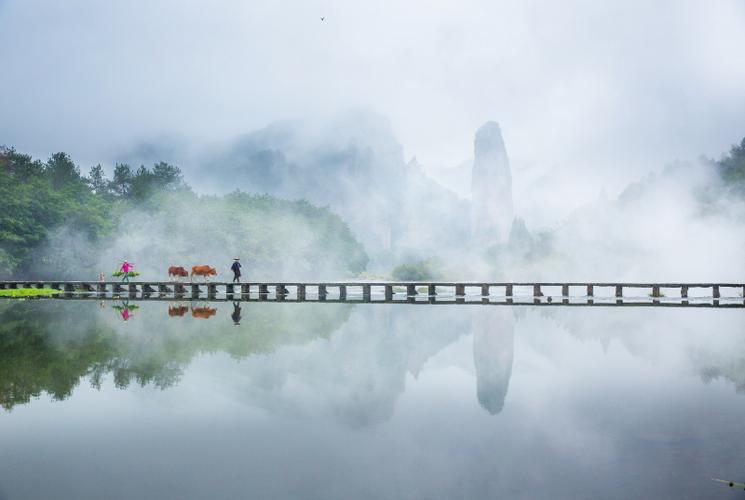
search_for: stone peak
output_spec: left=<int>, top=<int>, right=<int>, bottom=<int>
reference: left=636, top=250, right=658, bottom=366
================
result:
left=474, top=121, right=506, bottom=155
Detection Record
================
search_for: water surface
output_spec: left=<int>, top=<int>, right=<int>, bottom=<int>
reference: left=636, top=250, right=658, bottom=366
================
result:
left=1, top=299, right=744, bottom=499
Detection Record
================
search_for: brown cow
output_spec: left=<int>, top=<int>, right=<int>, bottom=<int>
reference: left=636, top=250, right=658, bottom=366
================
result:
left=191, top=305, right=217, bottom=319
left=191, top=265, right=217, bottom=282
left=168, top=266, right=189, bottom=281
left=168, top=305, right=189, bottom=317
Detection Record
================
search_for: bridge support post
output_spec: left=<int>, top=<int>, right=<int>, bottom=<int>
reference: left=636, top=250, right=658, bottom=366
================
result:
left=652, top=285, right=660, bottom=303
left=455, top=284, right=465, bottom=296
left=481, top=284, right=489, bottom=297
left=533, top=284, right=542, bottom=304
left=562, top=284, right=569, bottom=304
left=615, top=285, right=623, bottom=304
left=276, top=284, right=287, bottom=300
left=338, top=285, right=346, bottom=300
left=505, top=284, right=513, bottom=304
left=362, top=284, right=371, bottom=302
left=384, top=285, right=393, bottom=301
left=406, top=284, right=417, bottom=303
left=259, top=284, right=268, bottom=300
left=241, top=283, right=250, bottom=295
left=318, top=284, right=327, bottom=301
left=713, top=285, right=720, bottom=299
left=191, top=284, right=201, bottom=298
left=297, top=284, right=306, bottom=300
left=681, top=285, right=689, bottom=304
left=97, top=282, right=106, bottom=294
left=226, top=284, right=234, bottom=295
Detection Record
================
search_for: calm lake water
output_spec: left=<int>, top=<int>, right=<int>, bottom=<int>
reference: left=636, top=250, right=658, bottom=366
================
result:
left=1, top=299, right=744, bottom=499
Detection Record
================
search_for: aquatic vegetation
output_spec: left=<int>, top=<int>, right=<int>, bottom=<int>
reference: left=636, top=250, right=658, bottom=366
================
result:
left=0, top=288, right=61, bottom=298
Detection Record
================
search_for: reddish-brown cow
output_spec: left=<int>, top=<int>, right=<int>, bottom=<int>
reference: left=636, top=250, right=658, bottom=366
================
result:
left=190, top=265, right=217, bottom=282
left=168, top=266, right=189, bottom=281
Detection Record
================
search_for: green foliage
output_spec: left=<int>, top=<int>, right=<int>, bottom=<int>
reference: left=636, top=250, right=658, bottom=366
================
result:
left=0, top=146, right=368, bottom=279
left=111, top=271, right=140, bottom=278
left=0, top=288, right=61, bottom=297
left=391, top=260, right=439, bottom=281
left=0, top=147, right=115, bottom=276
left=715, top=137, right=745, bottom=193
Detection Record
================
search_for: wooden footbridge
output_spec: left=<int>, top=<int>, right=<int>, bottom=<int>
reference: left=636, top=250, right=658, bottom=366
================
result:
left=1, top=281, right=744, bottom=307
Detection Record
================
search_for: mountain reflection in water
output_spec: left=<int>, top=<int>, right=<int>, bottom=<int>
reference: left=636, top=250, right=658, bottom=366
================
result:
left=1, top=300, right=745, bottom=499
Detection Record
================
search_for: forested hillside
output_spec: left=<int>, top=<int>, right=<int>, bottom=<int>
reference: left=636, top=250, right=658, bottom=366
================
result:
left=0, top=147, right=368, bottom=279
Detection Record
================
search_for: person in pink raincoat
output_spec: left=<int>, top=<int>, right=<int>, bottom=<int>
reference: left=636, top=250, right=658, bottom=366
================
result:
left=120, top=260, right=134, bottom=283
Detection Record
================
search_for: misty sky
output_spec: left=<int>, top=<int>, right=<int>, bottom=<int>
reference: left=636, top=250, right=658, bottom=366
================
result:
left=2, top=0, right=745, bottom=192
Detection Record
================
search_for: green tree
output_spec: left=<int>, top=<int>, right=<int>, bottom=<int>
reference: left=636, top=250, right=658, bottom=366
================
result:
left=46, top=152, right=81, bottom=190
left=87, top=164, right=110, bottom=196
left=111, top=163, right=134, bottom=197
left=716, top=137, right=745, bottom=193
left=0, top=146, right=44, bottom=180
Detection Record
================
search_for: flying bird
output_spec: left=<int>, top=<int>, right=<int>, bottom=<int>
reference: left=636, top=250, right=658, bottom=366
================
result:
left=320, top=17, right=325, bottom=21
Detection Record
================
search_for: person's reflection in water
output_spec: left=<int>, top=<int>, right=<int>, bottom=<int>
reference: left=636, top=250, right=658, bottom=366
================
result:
left=472, top=308, right=515, bottom=415
left=231, top=302, right=242, bottom=326
left=116, top=300, right=134, bottom=322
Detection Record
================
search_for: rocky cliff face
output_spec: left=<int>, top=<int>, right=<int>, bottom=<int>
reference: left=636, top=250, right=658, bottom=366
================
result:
left=471, top=121, right=514, bottom=244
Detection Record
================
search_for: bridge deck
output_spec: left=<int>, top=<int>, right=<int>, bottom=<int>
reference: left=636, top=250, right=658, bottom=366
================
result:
left=0, top=280, right=743, bottom=307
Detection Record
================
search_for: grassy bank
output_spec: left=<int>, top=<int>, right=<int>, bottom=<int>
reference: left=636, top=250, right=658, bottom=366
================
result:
left=0, top=288, right=62, bottom=298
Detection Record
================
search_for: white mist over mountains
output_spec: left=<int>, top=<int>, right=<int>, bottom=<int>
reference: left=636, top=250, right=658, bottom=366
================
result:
left=111, top=110, right=745, bottom=280
left=2, top=0, right=744, bottom=279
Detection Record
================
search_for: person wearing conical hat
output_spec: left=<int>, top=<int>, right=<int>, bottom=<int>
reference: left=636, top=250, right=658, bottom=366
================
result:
left=231, top=257, right=242, bottom=283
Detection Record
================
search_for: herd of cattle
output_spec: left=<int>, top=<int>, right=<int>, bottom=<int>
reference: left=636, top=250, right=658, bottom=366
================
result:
left=168, top=265, right=218, bottom=281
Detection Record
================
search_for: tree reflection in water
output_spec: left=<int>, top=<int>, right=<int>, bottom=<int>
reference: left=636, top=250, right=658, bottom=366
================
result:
left=1, top=300, right=744, bottom=426
left=0, top=300, right=352, bottom=411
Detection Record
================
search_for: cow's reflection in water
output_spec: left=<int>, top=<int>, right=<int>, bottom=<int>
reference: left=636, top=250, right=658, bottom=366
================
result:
left=167, top=303, right=217, bottom=319
left=191, top=304, right=218, bottom=319
left=168, top=304, right=190, bottom=317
